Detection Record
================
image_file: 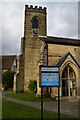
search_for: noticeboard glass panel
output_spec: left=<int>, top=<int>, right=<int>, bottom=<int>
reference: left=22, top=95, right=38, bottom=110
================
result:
left=40, top=66, right=59, bottom=87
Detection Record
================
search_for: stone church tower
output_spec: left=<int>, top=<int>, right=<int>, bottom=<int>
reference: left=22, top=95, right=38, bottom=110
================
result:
left=13, top=5, right=47, bottom=92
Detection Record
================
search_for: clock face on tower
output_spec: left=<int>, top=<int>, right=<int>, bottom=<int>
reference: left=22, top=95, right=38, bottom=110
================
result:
left=32, top=16, right=38, bottom=35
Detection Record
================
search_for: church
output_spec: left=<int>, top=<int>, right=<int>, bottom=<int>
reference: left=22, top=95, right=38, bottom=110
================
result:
left=13, top=4, right=80, bottom=99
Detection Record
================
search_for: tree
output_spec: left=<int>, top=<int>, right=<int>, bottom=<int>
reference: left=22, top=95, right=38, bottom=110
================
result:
left=2, top=71, right=14, bottom=90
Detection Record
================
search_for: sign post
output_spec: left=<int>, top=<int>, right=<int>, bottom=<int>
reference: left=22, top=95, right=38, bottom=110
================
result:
left=39, top=66, right=60, bottom=120
left=41, top=87, right=43, bottom=120
left=58, top=87, right=60, bottom=120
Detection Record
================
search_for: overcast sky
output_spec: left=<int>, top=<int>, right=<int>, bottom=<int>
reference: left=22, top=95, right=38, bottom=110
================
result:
left=0, top=2, right=78, bottom=55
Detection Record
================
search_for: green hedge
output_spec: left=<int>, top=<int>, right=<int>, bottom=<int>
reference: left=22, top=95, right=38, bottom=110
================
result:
left=2, top=71, right=14, bottom=90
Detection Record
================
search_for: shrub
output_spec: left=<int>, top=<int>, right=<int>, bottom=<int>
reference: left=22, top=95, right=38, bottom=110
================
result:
left=2, top=71, right=14, bottom=90
left=28, top=80, right=37, bottom=93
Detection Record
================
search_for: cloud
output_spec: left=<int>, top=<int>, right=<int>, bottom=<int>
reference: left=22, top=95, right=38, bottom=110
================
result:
left=2, top=2, right=25, bottom=55
left=47, top=2, right=78, bottom=38
left=1, top=2, right=78, bottom=55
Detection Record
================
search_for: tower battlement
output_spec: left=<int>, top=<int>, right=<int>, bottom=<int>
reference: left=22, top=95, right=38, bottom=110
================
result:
left=25, top=4, right=46, bottom=13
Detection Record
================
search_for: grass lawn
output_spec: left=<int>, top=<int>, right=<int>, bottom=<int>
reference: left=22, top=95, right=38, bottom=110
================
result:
left=2, top=99, right=78, bottom=120
left=4, top=92, right=54, bottom=102
left=0, top=99, right=2, bottom=120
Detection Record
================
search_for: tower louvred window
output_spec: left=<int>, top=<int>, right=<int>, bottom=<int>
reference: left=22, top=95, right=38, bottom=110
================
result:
left=32, top=17, right=38, bottom=29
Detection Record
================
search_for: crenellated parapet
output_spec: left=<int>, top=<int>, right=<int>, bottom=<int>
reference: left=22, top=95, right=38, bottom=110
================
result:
left=25, top=4, right=46, bottom=13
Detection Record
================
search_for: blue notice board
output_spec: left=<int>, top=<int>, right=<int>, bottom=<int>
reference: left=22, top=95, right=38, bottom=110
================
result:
left=40, top=67, right=59, bottom=87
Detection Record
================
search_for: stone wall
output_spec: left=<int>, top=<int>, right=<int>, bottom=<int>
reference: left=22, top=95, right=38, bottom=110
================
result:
left=71, top=47, right=80, bottom=97
left=48, top=44, right=79, bottom=66
left=13, top=37, right=25, bottom=92
left=78, top=48, right=80, bottom=97
left=23, top=5, right=47, bottom=91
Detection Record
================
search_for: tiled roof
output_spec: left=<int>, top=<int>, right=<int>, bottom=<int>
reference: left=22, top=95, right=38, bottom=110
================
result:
left=39, top=36, right=80, bottom=46
left=56, top=52, right=80, bottom=68
left=0, top=55, right=17, bottom=70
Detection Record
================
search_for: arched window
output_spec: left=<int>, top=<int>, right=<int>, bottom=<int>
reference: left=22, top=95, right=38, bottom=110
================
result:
left=32, top=17, right=38, bottom=29
left=62, top=65, right=76, bottom=97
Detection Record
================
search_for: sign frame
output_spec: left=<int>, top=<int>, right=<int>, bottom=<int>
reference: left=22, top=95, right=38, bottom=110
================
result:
left=39, top=65, right=60, bottom=87
left=39, top=65, right=60, bottom=120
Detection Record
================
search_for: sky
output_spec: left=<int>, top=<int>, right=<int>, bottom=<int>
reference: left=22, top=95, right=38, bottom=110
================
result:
left=0, top=1, right=79, bottom=55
